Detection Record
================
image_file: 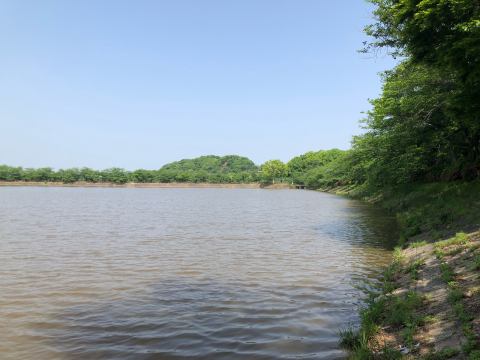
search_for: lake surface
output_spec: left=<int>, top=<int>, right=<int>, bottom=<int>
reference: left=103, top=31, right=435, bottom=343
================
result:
left=0, top=187, right=397, bottom=359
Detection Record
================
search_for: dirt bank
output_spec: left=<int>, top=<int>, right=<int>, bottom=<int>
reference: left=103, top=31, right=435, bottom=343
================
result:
left=325, top=184, right=480, bottom=359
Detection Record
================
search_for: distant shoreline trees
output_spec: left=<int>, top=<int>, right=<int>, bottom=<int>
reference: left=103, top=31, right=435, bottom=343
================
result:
left=0, top=155, right=264, bottom=185
left=260, top=160, right=289, bottom=184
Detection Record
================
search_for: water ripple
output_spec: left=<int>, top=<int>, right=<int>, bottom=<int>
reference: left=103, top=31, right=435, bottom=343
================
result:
left=0, top=188, right=397, bottom=359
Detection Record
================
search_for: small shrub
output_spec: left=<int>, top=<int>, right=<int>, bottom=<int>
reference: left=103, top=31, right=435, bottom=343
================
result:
left=431, top=230, right=445, bottom=241
left=456, top=232, right=469, bottom=241
left=405, top=259, right=424, bottom=273
left=393, top=247, right=406, bottom=263
left=411, top=269, right=419, bottom=281
left=436, top=232, right=469, bottom=250
left=382, top=281, right=399, bottom=294
left=454, top=303, right=472, bottom=322
left=447, top=288, right=464, bottom=303
left=442, top=348, right=460, bottom=357
left=471, top=255, right=480, bottom=270
left=463, top=340, right=477, bottom=355
left=422, top=315, right=438, bottom=324
left=440, top=264, right=454, bottom=283
left=386, top=292, right=425, bottom=326
left=383, top=266, right=395, bottom=282
left=469, top=350, right=480, bottom=360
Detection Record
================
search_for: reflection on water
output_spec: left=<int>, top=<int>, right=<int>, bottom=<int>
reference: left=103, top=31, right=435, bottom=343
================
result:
left=0, top=188, right=397, bottom=359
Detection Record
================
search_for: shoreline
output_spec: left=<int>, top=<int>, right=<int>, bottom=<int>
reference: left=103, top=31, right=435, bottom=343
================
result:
left=0, top=181, right=297, bottom=189
left=324, top=183, right=480, bottom=359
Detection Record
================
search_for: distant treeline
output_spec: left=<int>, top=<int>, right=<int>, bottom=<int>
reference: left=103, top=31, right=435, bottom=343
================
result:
left=0, top=155, right=263, bottom=184
left=0, top=150, right=351, bottom=187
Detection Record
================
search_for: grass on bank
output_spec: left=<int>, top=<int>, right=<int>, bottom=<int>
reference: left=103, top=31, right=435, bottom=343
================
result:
left=437, top=259, right=478, bottom=358
left=333, top=180, right=480, bottom=359
left=338, top=246, right=428, bottom=358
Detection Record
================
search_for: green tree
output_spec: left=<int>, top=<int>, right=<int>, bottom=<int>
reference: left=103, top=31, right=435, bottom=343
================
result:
left=362, top=0, right=480, bottom=163
left=102, top=168, right=130, bottom=184
left=287, top=149, right=346, bottom=185
left=132, top=169, right=155, bottom=183
left=345, top=61, right=475, bottom=186
left=260, top=160, right=289, bottom=184
left=57, top=168, right=81, bottom=183
left=0, top=165, right=24, bottom=181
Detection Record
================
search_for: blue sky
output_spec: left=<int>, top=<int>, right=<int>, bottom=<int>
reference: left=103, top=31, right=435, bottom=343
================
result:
left=0, top=0, right=397, bottom=170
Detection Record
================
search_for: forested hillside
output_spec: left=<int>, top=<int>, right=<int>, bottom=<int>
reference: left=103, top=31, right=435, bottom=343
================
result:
left=161, top=155, right=258, bottom=173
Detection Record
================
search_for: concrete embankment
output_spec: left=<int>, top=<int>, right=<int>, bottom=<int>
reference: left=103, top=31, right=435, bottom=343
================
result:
left=0, top=181, right=295, bottom=189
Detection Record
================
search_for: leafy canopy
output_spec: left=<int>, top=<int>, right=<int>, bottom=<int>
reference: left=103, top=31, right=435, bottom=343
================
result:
left=161, top=155, right=258, bottom=173
left=260, top=160, right=289, bottom=183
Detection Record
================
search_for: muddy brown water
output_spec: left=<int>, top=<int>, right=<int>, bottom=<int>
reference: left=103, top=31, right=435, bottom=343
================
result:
left=0, top=187, right=397, bottom=359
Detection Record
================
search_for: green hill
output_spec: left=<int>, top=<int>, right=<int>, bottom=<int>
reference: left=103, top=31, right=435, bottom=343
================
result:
left=160, top=155, right=258, bottom=173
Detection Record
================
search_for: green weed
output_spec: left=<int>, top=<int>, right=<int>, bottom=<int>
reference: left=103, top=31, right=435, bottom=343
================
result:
left=411, top=269, right=419, bottom=281
left=454, top=303, right=472, bottom=322
left=469, top=243, right=480, bottom=251
left=444, top=247, right=464, bottom=257
left=352, top=331, right=373, bottom=360
left=435, top=232, right=469, bottom=250
left=393, top=247, right=406, bottom=263
left=469, top=350, right=480, bottom=360
left=385, top=292, right=425, bottom=327
left=431, top=230, right=445, bottom=241
left=471, top=255, right=480, bottom=270
left=447, top=281, right=459, bottom=288
left=405, top=259, right=424, bottom=273
left=447, top=288, right=464, bottom=303
left=442, top=348, right=460, bottom=357
left=379, top=344, right=404, bottom=359
left=409, top=240, right=428, bottom=248
left=402, top=326, right=416, bottom=347
left=338, top=324, right=358, bottom=349
left=382, top=281, right=399, bottom=294
left=422, top=315, right=438, bottom=324
left=440, top=264, right=455, bottom=283
left=463, top=340, right=477, bottom=355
